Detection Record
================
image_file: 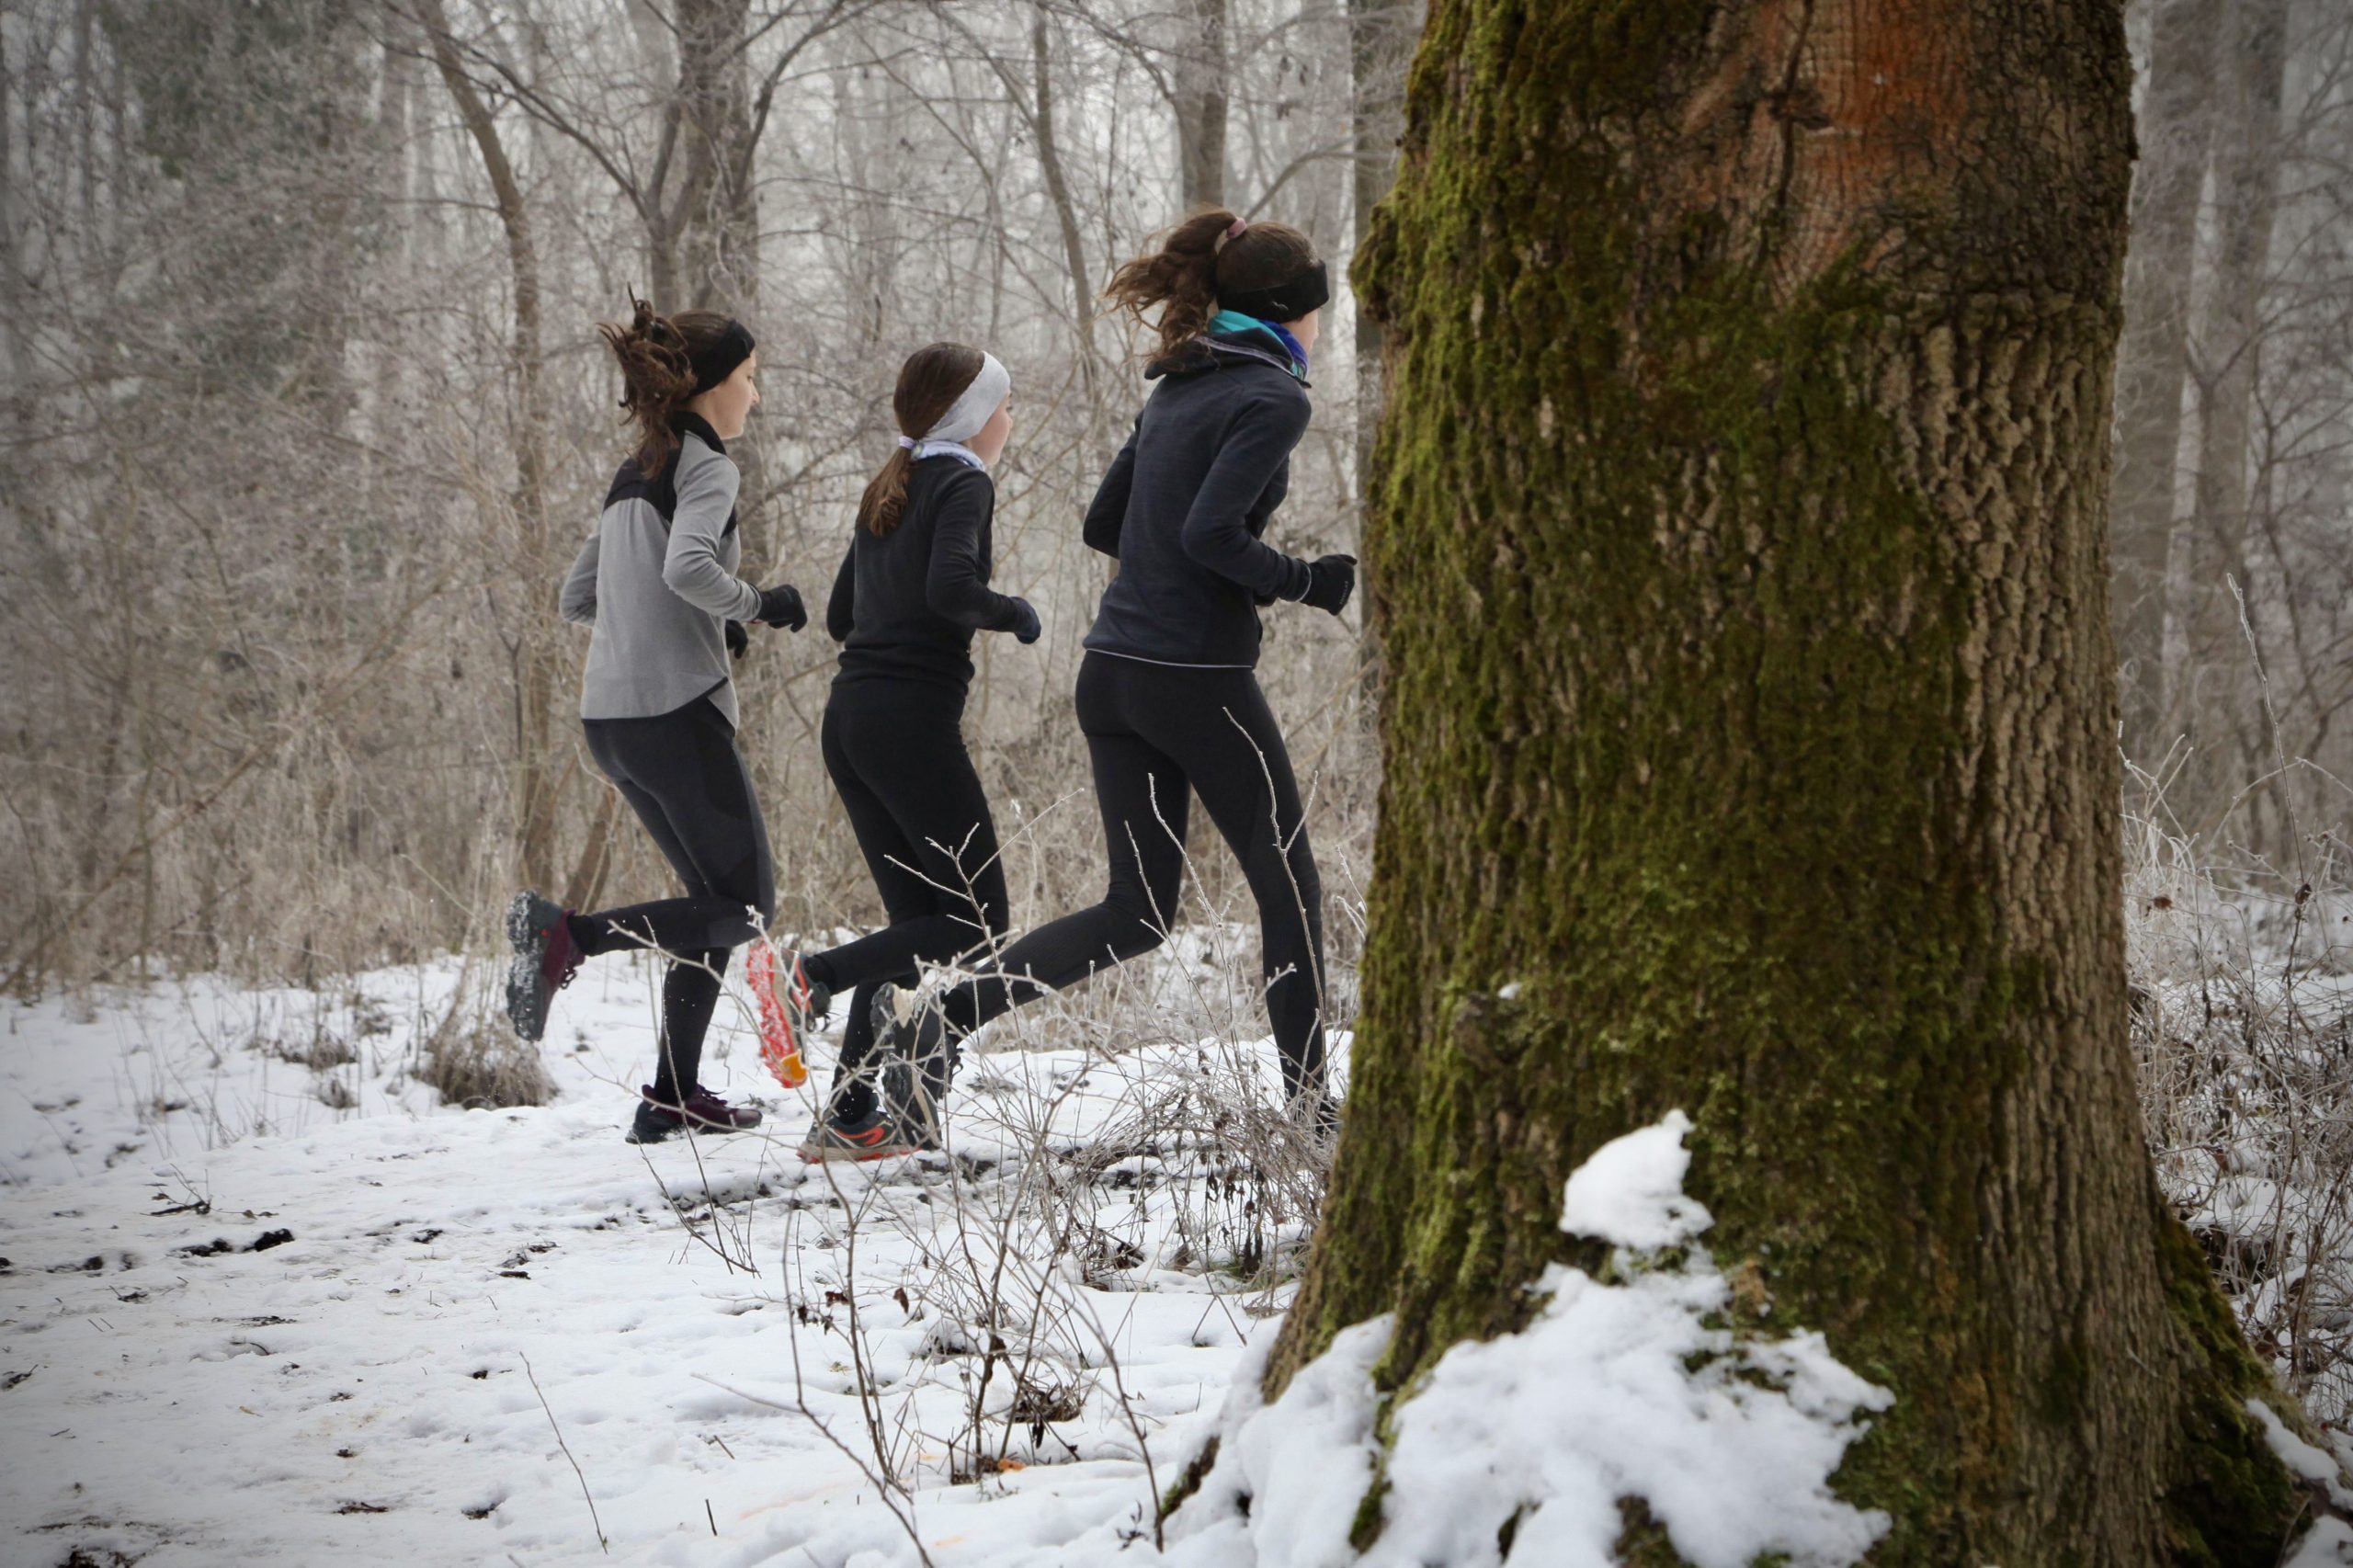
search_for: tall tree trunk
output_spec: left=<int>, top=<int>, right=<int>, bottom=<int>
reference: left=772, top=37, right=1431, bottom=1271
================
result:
left=419, top=0, right=563, bottom=899
left=1268, top=0, right=2318, bottom=1557
left=1176, top=0, right=1229, bottom=209
left=669, top=0, right=768, bottom=555
left=1347, top=0, right=1414, bottom=497
left=2112, top=0, right=2222, bottom=758
left=0, top=21, right=37, bottom=453
left=2174, top=0, right=2290, bottom=826
left=1031, top=6, right=1099, bottom=384
left=673, top=0, right=760, bottom=312
left=293, top=9, right=361, bottom=435
left=359, top=13, right=417, bottom=577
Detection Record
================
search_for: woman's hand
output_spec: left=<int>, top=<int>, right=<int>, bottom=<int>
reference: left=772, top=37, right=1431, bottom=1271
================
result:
left=755, top=584, right=808, bottom=631
left=725, top=619, right=749, bottom=660
left=1299, top=553, right=1357, bottom=616
left=1008, top=597, right=1042, bottom=645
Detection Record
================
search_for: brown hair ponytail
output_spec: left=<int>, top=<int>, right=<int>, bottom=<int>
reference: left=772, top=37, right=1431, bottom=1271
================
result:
left=596, top=291, right=742, bottom=477
left=1102, top=208, right=1320, bottom=360
left=857, top=342, right=986, bottom=537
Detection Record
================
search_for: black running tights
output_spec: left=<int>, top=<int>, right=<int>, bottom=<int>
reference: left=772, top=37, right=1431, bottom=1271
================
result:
left=575, top=696, right=776, bottom=1102
left=941, top=653, right=1326, bottom=1098
left=806, top=681, right=1009, bottom=1120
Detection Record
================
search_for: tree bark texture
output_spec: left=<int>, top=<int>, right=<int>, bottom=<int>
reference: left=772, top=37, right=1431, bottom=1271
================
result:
left=1177, top=0, right=1230, bottom=209
left=1269, top=0, right=2315, bottom=1558
left=668, top=0, right=761, bottom=312
left=1348, top=0, right=1416, bottom=499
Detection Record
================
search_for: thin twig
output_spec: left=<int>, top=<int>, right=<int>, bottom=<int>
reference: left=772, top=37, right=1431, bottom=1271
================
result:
left=520, top=1350, right=608, bottom=1554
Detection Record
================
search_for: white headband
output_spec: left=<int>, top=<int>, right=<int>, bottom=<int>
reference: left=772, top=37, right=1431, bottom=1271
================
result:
left=917, top=351, right=1010, bottom=445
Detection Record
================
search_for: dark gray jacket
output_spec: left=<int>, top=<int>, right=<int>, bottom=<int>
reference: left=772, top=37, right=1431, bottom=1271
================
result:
left=561, top=413, right=764, bottom=725
left=1080, top=335, right=1317, bottom=668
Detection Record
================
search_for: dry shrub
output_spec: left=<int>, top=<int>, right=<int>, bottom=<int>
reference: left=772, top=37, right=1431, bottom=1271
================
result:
left=416, top=970, right=554, bottom=1111
left=2126, top=756, right=2353, bottom=1430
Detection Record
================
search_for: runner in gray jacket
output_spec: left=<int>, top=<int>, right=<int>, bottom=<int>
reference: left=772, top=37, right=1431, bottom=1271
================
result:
left=505, top=295, right=808, bottom=1146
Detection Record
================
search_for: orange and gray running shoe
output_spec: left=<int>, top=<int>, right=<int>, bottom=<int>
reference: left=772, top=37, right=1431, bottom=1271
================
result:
left=795, top=1104, right=928, bottom=1163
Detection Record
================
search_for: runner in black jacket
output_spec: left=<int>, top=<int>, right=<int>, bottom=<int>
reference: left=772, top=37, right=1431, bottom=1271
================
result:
left=868, top=210, right=1354, bottom=1150
left=786, top=344, right=1040, bottom=1162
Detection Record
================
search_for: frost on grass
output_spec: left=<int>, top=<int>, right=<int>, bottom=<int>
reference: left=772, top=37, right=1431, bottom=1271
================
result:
left=1164, top=1111, right=1893, bottom=1568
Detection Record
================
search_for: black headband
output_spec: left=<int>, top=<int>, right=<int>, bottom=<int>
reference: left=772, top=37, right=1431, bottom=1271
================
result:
left=689, top=320, right=756, bottom=394
left=1217, top=258, right=1330, bottom=324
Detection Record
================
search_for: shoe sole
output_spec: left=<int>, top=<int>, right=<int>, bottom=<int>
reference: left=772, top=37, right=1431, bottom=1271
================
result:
left=504, top=892, right=559, bottom=1042
left=629, top=1118, right=760, bottom=1144
left=796, top=1142, right=919, bottom=1164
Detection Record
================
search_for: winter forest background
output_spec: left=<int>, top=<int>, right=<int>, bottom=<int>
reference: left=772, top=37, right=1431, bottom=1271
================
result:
left=6, top=0, right=2353, bottom=1562
left=0, top=0, right=1400, bottom=986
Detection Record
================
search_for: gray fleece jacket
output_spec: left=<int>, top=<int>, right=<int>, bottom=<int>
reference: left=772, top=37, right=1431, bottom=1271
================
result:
left=560, top=412, right=764, bottom=726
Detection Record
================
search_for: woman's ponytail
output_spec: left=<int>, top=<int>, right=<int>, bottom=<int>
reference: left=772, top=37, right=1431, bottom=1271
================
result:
left=1103, top=208, right=1322, bottom=360
left=858, top=342, right=987, bottom=537
left=1103, top=208, right=1234, bottom=359
left=596, top=291, right=742, bottom=477
left=856, top=445, right=918, bottom=538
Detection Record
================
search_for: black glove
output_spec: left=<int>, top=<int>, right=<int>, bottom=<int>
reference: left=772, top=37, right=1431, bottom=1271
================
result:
left=755, top=584, right=807, bottom=631
left=724, top=619, right=748, bottom=660
left=1007, top=597, right=1042, bottom=645
left=1298, top=553, right=1357, bottom=617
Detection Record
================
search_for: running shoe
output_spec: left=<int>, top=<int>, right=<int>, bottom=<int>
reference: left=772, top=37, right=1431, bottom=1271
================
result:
left=504, top=891, right=583, bottom=1042
left=795, top=1105, right=928, bottom=1163
left=626, top=1082, right=764, bottom=1143
left=870, top=983, right=955, bottom=1148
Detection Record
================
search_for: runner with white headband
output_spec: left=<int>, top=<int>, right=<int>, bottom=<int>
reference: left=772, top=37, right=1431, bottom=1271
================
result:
left=779, top=343, right=1042, bottom=1161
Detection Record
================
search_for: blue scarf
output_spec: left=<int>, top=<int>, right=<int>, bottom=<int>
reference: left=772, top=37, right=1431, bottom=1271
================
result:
left=1209, top=309, right=1309, bottom=378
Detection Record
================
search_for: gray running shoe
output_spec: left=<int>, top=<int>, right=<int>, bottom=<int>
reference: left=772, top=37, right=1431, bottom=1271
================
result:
left=870, top=983, right=955, bottom=1148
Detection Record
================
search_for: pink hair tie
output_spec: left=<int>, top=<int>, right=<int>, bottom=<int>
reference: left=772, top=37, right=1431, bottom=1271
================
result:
left=1225, top=215, right=1248, bottom=239
left=895, top=435, right=916, bottom=450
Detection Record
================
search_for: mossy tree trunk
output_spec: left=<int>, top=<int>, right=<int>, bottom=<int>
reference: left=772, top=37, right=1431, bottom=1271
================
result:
left=1269, top=0, right=2322, bottom=1558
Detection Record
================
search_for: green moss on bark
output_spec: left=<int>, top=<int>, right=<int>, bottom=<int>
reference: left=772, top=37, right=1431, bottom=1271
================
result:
left=1269, top=0, right=2318, bottom=1558
left=2154, top=1212, right=2305, bottom=1562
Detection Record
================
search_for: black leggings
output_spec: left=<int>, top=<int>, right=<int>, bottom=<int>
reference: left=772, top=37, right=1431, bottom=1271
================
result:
left=941, top=652, right=1326, bottom=1097
left=808, top=680, right=1009, bottom=1119
left=575, top=696, right=776, bottom=1102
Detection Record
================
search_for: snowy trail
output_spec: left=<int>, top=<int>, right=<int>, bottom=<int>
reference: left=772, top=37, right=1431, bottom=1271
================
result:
left=2, top=958, right=1915, bottom=1568
left=1, top=962, right=1274, bottom=1567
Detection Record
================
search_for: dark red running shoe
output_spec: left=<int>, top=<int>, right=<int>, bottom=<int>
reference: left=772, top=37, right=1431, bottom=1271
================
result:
left=504, top=891, right=584, bottom=1042
left=678, top=1083, right=763, bottom=1130
left=626, top=1083, right=764, bottom=1144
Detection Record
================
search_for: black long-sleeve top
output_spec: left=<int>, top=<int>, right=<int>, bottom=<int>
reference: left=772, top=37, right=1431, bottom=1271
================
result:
left=827, top=457, right=1027, bottom=696
left=1081, top=334, right=1316, bottom=668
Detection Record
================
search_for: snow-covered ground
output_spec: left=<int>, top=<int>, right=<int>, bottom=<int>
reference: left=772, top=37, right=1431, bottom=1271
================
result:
left=6, top=951, right=2152, bottom=1567
left=2, top=956, right=1308, bottom=1566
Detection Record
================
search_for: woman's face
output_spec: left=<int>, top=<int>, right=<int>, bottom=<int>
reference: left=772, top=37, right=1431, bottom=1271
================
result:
left=691, top=351, right=761, bottom=440
left=1282, top=307, right=1321, bottom=355
left=969, top=394, right=1014, bottom=465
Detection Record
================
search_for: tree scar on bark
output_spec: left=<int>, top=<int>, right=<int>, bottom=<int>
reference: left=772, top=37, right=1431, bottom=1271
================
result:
left=1668, top=0, right=1970, bottom=299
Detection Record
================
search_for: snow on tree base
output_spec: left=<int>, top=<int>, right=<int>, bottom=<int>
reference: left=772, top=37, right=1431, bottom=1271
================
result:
left=1162, top=1112, right=1893, bottom=1568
